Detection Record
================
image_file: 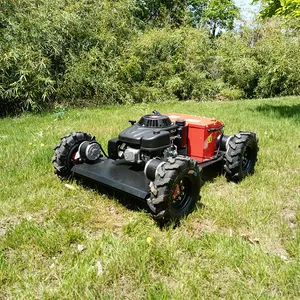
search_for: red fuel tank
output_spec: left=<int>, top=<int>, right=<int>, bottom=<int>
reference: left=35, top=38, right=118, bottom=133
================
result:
left=166, top=113, right=224, bottom=162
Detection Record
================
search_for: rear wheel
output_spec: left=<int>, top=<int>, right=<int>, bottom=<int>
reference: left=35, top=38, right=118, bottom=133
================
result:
left=52, top=132, right=92, bottom=179
left=147, top=156, right=203, bottom=225
left=224, top=132, right=258, bottom=182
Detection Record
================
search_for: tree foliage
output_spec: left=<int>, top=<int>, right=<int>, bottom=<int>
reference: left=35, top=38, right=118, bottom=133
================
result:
left=0, top=0, right=299, bottom=115
left=134, top=0, right=240, bottom=34
left=134, top=0, right=187, bottom=27
left=189, top=0, right=240, bottom=36
left=254, top=0, right=300, bottom=24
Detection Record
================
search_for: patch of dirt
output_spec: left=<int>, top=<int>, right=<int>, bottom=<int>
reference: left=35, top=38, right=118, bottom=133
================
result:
left=88, top=205, right=128, bottom=236
left=0, top=216, right=25, bottom=236
left=282, top=207, right=297, bottom=230
left=188, top=219, right=219, bottom=237
left=286, top=168, right=300, bottom=175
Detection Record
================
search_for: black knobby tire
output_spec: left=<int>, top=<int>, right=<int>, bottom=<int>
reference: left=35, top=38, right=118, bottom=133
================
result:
left=52, top=132, right=92, bottom=179
left=147, top=156, right=203, bottom=224
left=224, top=132, right=259, bottom=182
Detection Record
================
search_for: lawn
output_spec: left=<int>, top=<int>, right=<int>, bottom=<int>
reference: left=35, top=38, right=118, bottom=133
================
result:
left=0, top=96, right=299, bottom=298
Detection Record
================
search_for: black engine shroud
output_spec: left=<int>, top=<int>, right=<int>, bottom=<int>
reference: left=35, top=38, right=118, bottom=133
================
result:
left=108, top=113, right=180, bottom=159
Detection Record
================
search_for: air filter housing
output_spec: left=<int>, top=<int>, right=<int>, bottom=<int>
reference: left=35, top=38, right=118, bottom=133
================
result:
left=118, top=113, right=177, bottom=148
left=138, top=115, right=172, bottom=128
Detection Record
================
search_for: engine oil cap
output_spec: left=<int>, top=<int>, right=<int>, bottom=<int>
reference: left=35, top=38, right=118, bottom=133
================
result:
left=175, top=120, right=186, bottom=126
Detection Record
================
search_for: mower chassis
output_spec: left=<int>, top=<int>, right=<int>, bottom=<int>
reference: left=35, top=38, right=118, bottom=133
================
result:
left=71, top=155, right=224, bottom=201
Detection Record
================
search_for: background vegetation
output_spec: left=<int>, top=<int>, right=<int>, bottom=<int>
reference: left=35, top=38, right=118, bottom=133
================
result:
left=0, top=97, right=299, bottom=298
left=1, top=0, right=299, bottom=115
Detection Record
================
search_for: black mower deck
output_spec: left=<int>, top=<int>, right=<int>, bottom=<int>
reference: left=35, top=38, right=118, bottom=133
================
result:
left=72, top=158, right=150, bottom=200
left=71, top=155, right=224, bottom=200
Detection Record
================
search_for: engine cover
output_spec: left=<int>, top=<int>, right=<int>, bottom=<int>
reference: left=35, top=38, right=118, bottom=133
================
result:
left=118, top=126, right=171, bottom=150
left=118, top=114, right=177, bottom=150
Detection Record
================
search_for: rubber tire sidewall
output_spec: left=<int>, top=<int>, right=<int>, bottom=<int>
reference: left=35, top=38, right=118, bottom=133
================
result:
left=224, top=133, right=258, bottom=182
left=147, top=156, right=202, bottom=224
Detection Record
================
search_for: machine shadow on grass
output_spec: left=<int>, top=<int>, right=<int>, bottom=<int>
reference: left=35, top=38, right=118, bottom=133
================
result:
left=255, top=103, right=300, bottom=122
left=78, top=177, right=177, bottom=229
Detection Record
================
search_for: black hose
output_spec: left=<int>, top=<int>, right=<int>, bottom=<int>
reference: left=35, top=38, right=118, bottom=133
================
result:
left=99, top=143, right=109, bottom=158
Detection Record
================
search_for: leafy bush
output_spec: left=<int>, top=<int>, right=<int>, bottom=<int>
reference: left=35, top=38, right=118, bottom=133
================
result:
left=0, top=45, right=55, bottom=114
left=0, top=0, right=138, bottom=114
left=254, top=19, right=300, bottom=97
left=0, top=0, right=299, bottom=115
left=216, top=19, right=300, bottom=98
left=217, top=29, right=260, bottom=98
left=117, top=28, right=184, bottom=102
left=179, top=29, right=224, bottom=100
left=217, top=88, right=245, bottom=101
left=117, top=28, right=221, bottom=102
left=59, top=47, right=126, bottom=105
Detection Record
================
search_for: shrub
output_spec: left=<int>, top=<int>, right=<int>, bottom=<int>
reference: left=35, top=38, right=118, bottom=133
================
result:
left=216, top=29, right=260, bottom=98
left=0, top=0, right=138, bottom=113
left=59, top=47, right=127, bottom=105
left=216, top=88, right=245, bottom=101
left=179, top=29, right=222, bottom=100
left=117, top=28, right=220, bottom=102
left=254, top=19, right=300, bottom=97
left=216, top=19, right=300, bottom=98
left=0, top=45, right=55, bottom=115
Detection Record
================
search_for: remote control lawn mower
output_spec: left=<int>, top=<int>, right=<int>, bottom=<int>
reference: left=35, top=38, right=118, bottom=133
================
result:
left=52, top=110, right=258, bottom=224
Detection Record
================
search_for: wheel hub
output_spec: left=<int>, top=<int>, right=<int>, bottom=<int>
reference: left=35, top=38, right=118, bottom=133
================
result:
left=173, top=180, right=186, bottom=201
left=71, top=151, right=78, bottom=166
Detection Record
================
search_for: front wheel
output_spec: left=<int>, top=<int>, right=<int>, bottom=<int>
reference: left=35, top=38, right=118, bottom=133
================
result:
left=224, top=132, right=259, bottom=182
left=52, top=132, right=93, bottom=179
left=147, top=156, right=203, bottom=225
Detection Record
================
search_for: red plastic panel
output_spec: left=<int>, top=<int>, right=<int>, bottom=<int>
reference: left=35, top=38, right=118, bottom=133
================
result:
left=166, top=113, right=224, bottom=161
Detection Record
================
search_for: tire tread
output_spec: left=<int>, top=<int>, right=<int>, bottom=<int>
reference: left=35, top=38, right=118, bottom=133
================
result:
left=52, top=131, right=92, bottom=179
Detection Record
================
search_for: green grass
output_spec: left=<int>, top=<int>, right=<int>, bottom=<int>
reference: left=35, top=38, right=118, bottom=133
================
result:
left=0, top=96, right=300, bottom=298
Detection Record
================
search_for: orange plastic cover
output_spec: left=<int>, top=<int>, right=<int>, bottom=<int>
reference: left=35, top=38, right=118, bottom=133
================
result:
left=166, top=113, right=224, bottom=161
